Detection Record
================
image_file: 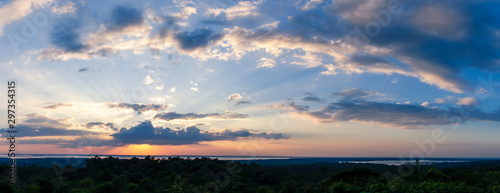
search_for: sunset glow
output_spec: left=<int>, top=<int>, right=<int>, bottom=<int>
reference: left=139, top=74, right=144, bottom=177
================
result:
left=1, top=0, right=500, bottom=158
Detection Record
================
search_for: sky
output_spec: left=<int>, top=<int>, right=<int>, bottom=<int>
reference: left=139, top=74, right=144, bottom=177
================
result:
left=1, top=0, right=500, bottom=158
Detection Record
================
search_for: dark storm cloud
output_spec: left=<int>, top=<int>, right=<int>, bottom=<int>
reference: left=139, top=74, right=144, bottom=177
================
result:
left=107, top=103, right=169, bottom=114
left=174, top=28, right=223, bottom=50
left=154, top=111, right=249, bottom=121
left=109, top=121, right=289, bottom=145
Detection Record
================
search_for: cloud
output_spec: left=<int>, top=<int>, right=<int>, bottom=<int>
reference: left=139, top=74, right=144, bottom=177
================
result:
left=227, top=93, right=242, bottom=101
left=77, top=67, right=100, bottom=72
left=205, top=0, right=262, bottom=20
left=39, top=5, right=151, bottom=61
left=109, top=121, right=288, bottom=145
left=434, top=98, right=446, bottom=104
left=85, top=121, right=117, bottom=130
left=107, top=103, right=169, bottom=114
left=174, top=28, right=223, bottom=51
left=257, top=58, right=276, bottom=68
left=290, top=52, right=323, bottom=68
left=154, top=111, right=249, bottom=121
left=108, top=5, right=144, bottom=31
left=22, top=113, right=71, bottom=128
left=301, top=0, right=324, bottom=10
left=288, top=102, right=309, bottom=111
left=326, top=0, right=384, bottom=24
left=144, top=75, right=154, bottom=85
left=214, top=0, right=500, bottom=93
left=0, top=0, right=53, bottom=36
left=434, top=96, right=456, bottom=104
left=1, top=125, right=100, bottom=137
left=33, top=0, right=500, bottom=94
left=235, top=100, right=252, bottom=106
left=288, top=89, right=500, bottom=129
left=43, top=103, right=72, bottom=109
left=336, top=0, right=500, bottom=93
left=49, top=17, right=87, bottom=52
left=456, top=97, right=478, bottom=106
left=78, top=68, right=90, bottom=72
left=50, top=1, right=76, bottom=15
left=0, top=113, right=100, bottom=137
left=332, top=88, right=381, bottom=101
left=262, top=104, right=287, bottom=109
left=301, top=95, right=324, bottom=103
left=170, top=3, right=196, bottom=20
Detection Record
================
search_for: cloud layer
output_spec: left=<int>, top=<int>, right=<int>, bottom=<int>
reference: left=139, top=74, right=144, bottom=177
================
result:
left=26, top=0, right=500, bottom=93
left=282, top=89, right=500, bottom=129
left=107, top=103, right=169, bottom=114
left=154, top=111, right=249, bottom=121
left=109, top=121, right=288, bottom=145
left=0, top=113, right=101, bottom=137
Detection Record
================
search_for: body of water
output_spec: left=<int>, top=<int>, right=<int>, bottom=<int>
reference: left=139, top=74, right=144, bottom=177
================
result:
left=1, top=154, right=499, bottom=167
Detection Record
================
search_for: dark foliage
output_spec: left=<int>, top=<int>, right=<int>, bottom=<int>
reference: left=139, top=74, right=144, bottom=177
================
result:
left=0, top=156, right=499, bottom=192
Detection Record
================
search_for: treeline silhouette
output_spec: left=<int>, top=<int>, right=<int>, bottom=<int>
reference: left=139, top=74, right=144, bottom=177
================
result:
left=1, top=156, right=500, bottom=192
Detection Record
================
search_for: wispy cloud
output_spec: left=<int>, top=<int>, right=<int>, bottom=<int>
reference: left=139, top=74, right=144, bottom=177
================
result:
left=107, top=103, right=169, bottom=114
left=154, top=111, right=249, bottom=121
left=235, top=100, right=252, bottom=106
left=43, top=103, right=73, bottom=109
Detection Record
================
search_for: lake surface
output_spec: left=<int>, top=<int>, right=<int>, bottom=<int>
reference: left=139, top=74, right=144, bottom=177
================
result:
left=1, top=154, right=499, bottom=167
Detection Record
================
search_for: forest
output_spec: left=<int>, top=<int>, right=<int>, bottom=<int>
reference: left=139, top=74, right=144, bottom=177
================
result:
left=1, top=156, right=500, bottom=193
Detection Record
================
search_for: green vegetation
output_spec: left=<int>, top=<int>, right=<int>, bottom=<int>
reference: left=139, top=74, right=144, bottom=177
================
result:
left=0, top=156, right=499, bottom=192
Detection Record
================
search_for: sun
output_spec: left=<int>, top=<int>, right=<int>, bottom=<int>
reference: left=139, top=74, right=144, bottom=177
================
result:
left=118, top=144, right=158, bottom=156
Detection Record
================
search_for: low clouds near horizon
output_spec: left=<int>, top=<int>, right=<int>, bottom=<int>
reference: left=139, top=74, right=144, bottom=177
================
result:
left=0, top=114, right=288, bottom=147
left=110, top=121, right=289, bottom=146
left=275, top=88, right=500, bottom=129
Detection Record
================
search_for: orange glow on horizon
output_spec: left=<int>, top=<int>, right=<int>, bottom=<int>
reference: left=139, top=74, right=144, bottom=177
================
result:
left=113, top=144, right=160, bottom=155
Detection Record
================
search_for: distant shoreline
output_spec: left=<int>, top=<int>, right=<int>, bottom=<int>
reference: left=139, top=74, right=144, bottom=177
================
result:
left=1, top=155, right=500, bottom=168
